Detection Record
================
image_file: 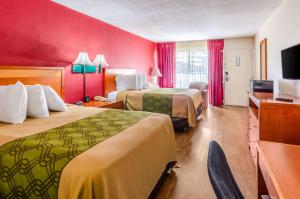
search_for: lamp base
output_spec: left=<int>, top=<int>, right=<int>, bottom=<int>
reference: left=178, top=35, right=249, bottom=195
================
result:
left=84, top=96, right=90, bottom=103
left=152, top=76, right=158, bottom=84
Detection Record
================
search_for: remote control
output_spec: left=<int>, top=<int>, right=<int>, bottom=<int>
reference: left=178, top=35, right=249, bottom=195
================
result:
left=275, top=97, right=293, bottom=102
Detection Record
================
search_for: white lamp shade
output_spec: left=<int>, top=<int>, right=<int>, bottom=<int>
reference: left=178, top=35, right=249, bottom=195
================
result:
left=73, top=52, right=93, bottom=65
left=93, top=54, right=109, bottom=67
left=150, top=67, right=162, bottom=77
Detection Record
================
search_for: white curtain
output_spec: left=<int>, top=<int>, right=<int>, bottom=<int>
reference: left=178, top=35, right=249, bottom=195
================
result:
left=176, top=41, right=208, bottom=88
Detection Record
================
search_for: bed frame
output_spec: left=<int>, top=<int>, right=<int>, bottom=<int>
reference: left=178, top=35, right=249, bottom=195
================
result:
left=0, top=66, right=64, bottom=98
left=173, top=105, right=202, bottom=132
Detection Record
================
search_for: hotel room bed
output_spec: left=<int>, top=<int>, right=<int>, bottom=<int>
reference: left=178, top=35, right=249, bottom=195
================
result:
left=0, top=105, right=177, bottom=199
left=109, top=88, right=203, bottom=128
left=0, top=66, right=177, bottom=199
left=104, top=68, right=203, bottom=129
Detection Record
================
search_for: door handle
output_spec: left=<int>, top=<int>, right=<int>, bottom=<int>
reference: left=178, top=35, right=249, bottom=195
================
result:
left=225, top=72, right=230, bottom=81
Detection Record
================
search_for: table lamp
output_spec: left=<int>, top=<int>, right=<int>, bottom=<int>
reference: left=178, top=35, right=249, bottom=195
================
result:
left=150, top=67, right=162, bottom=84
left=92, top=54, right=109, bottom=73
left=72, top=52, right=94, bottom=102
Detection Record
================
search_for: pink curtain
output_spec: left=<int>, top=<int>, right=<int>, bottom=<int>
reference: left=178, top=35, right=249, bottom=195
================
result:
left=157, top=42, right=176, bottom=88
left=208, top=40, right=224, bottom=107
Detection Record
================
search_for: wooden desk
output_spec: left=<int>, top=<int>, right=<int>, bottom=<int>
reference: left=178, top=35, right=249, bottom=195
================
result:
left=257, top=141, right=300, bottom=199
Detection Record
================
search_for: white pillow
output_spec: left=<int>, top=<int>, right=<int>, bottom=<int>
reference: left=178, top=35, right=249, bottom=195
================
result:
left=0, top=81, right=27, bottom=124
left=43, top=85, right=68, bottom=112
left=26, top=85, right=49, bottom=117
left=116, top=74, right=139, bottom=91
left=136, top=74, right=142, bottom=90
left=136, top=74, right=147, bottom=90
left=141, top=74, right=147, bottom=89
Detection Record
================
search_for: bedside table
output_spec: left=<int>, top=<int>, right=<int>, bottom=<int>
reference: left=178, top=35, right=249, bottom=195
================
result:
left=82, top=100, right=124, bottom=109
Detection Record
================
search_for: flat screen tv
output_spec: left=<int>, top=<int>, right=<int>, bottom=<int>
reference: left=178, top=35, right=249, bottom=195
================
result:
left=281, top=44, right=300, bottom=79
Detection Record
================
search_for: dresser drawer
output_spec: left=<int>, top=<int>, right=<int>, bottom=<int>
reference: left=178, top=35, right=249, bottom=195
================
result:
left=248, top=108, right=259, bottom=166
left=249, top=125, right=259, bottom=142
left=249, top=109, right=259, bottom=126
left=249, top=109, right=259, bottom=142
left=249, top=141, right=257, bottom=166
left=259, top=156, right=280, bottom=199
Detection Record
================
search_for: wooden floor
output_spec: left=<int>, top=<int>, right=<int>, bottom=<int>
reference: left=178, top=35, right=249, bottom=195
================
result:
left=157, top=106, right=257, bottom=199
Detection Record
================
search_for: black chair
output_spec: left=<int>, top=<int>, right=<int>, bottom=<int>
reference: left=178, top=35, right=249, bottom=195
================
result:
left=207, top=141, right=245, bottom=199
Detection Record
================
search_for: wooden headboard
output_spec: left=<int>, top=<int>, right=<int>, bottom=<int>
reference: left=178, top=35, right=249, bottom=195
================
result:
left=0, top=66, right=64, bottom=98
left=104, top=68, right=136, bottom=97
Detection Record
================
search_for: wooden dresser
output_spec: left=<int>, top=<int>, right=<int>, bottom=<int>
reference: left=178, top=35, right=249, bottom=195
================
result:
left=248, top=92, right=300, bottom=166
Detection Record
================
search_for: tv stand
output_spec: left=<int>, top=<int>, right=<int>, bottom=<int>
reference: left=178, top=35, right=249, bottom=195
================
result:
left=248, top=92, right=300, bottom=167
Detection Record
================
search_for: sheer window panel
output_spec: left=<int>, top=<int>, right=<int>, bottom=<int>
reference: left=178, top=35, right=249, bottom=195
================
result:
left=176, top=41, right=208, bottom=88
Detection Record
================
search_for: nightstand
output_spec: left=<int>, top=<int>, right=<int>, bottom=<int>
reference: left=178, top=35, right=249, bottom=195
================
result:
left=82, top=100, right=124, bottom=109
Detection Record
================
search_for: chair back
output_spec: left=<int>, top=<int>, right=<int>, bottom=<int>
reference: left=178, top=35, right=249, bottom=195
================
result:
left=207, top=141, right=245, bottom=199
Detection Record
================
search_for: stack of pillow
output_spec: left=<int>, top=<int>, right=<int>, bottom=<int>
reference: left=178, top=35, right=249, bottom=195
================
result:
left=116, top=74, right=148, bottom=91
left=0, top=81, right=68, bottom=124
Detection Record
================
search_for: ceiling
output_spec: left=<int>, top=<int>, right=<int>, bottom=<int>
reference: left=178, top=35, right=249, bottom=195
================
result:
left=53, top=0, right=283, bottom=42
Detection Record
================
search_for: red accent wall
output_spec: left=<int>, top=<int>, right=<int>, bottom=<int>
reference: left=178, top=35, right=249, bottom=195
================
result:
left=0, top=0, right=155, bottom=102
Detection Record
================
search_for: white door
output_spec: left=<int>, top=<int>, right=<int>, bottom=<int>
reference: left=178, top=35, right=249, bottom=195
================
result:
left=224, top=48, right=253, bottom=106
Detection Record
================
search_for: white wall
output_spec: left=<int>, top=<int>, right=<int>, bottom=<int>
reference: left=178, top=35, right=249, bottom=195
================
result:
left=225, top=38, right=254, bottom=51
left=255, top=0, right=300, bottom=93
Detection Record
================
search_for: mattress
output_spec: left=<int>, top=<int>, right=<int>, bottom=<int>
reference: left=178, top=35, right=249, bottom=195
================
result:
left=116, top=88, right=203, bottom=127
left=0, top=105, right=177, bottom=199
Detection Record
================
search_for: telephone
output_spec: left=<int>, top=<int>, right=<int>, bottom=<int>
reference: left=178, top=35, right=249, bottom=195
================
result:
left=94, top=96, right=108, bottom=102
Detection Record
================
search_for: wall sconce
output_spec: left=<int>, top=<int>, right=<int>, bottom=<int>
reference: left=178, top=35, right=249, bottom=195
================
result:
left=92, top=54, right=109, bottom=74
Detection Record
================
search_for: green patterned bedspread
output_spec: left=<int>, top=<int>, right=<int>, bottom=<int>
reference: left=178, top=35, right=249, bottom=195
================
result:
left=142, top=88, right=186, bottom=116
left=0, top=109, right=150, bottom=199
left=142, top=93, right=172, bottom=116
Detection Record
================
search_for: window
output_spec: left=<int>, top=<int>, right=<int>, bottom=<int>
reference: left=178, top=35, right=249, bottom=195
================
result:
left=176, top=41, right=208, bottom=88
